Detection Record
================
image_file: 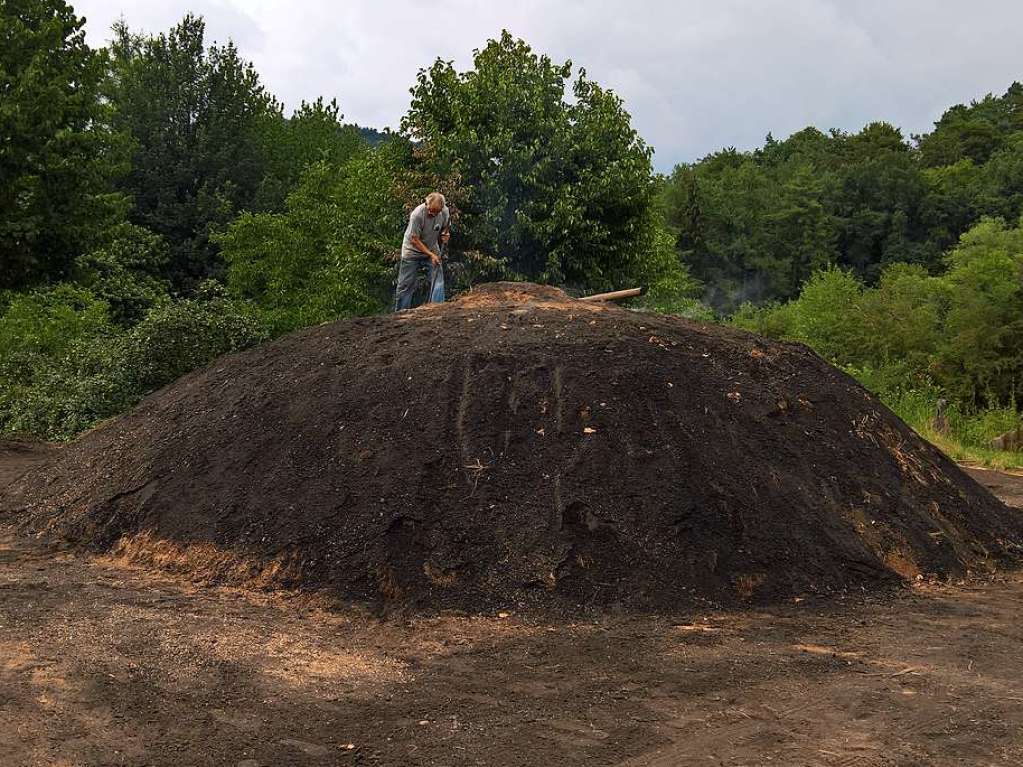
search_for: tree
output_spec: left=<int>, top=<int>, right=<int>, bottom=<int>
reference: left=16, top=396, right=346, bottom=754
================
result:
left=729, top=217, right=1023, bottom=412
left=832, top=122, right=930, bottom=280
left=253, top=97, right=367, bottom=212
left=936, top=217, right=1023, bottom=407
left=764, top=163, right=836, bottom=297
left=107, top=15, right=281, bottom=288
left=858, top=263, right=943, bottom=375
left=402, top=31, right=686, bottom=294
left=658, top=121, right=946, bottom=311
left=918, top=83, right=1023, bottom=167
left=662, top=148, right=839, bottom=309
left=0, top=0, right=126, bottom=289
left=220, top=143, right=406, bottom=333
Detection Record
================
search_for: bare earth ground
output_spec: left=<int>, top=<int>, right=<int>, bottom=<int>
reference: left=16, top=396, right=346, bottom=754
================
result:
left=2, top=449, right=1023, bottom=766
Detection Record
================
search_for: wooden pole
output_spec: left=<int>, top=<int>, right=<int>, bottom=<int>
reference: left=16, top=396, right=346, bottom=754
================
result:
left=578, top=287, right=646, bottom=302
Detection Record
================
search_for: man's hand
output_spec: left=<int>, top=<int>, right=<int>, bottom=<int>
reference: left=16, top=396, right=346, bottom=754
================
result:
left=429, top=252, right=442, bottom=267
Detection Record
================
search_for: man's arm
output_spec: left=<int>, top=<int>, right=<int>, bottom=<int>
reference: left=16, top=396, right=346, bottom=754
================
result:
left=410, top=234, right=441, bottom=266
left=440, top=210, right=451, bottom=246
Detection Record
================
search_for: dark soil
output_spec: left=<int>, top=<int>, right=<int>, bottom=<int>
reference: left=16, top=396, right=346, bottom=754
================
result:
left=4, top=283, right=1022, bottom=611
left=0, top=439, right=54, bottom=488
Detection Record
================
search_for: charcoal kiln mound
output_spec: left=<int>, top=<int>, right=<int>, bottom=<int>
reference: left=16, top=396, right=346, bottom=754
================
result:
left=4, top=283, right=1021, bottom=611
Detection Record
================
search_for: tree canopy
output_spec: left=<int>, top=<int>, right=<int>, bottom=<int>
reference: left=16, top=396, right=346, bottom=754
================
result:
left=403, top=31, right=685, bottom=295
left=0, top=0, right=125, bottom=289
left=660, top=84, right=1023, bottom=312
left=107, top=15, right=279, bottom=288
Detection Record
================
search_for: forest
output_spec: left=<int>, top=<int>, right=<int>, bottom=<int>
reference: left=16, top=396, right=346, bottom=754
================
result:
left=2, top=1, right=1021, bottom=464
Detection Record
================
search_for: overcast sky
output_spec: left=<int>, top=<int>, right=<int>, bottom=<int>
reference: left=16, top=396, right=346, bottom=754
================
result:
left=75, top=0, right=1023, bottom=171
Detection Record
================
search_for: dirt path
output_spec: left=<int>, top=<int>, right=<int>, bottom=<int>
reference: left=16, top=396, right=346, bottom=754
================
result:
left=2, top=448, right=1023, bottom=766
left=964, top=465, right=1023, bottom=509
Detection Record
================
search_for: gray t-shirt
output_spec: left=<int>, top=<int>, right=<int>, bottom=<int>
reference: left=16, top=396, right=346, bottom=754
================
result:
left=401, top=203, right=450, bottom=260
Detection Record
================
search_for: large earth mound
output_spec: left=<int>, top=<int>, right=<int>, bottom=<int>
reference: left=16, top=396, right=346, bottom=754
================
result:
left=4, top=283, right=1021, bottom=610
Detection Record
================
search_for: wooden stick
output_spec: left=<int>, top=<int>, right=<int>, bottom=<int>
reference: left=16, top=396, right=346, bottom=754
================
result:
left=578, top=287, right=646, bottom=302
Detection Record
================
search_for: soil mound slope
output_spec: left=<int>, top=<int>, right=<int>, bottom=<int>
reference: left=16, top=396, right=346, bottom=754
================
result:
left=4, top=283, right=1021, bottom=609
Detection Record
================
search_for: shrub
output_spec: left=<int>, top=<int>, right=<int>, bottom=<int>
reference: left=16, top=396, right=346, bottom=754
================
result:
left=221, top=148, right=403, bottom=334
left=0, top=282, right=265, bottom=440
left=125, top=285, right=267, bottom=390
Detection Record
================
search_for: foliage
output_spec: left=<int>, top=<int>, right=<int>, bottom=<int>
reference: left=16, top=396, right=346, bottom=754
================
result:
left=126, top=283, right=266, bottom=390
left=936, top=218, right=1023, bottom=407
left=253, top=97, right=368, bottom=212
left=221, top=144, right=407, bottom=334
left=73, top=223, right=170, bottom=325
left=106, top=15, right=281, bottom=288
left=917, top=82, right=1023, bottom=167
left=0, top=283, right=264, bottom=440
left=661, top=84, right=1023, bottom=312
left=0, top=0, right=127, bottom=289
left=631, top=225, right=707, bottom=317
left=731, top=217, right=1023, bottom=410
left=106, top=17, right=376, bottom=291
left=403, top=31, right=692, bottom=299
left=0, top=285, right=129, bottom=438
left=0, top=284, right=113, bottom=371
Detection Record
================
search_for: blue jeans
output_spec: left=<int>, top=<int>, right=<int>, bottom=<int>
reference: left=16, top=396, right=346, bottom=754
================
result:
left=394, top=256, right=445, bottom=311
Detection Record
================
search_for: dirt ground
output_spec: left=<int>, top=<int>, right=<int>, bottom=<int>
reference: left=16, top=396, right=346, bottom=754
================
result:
left=0, top=442, right=1021, bottom=767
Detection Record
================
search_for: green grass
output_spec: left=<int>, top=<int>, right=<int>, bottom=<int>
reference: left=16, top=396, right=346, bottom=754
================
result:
left=879, top=387, right=1023, bottom=471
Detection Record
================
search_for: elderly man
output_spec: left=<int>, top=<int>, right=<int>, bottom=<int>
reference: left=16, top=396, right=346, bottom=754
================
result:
left=394, top=192, right=451, bottom=311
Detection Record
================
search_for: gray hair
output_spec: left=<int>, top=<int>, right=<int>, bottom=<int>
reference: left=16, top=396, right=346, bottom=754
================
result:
left=425, top=192, right=446, bottom=207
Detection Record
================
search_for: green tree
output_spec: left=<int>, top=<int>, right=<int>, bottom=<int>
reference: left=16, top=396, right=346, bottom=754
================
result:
left=402, top=32, right=688, bottom=295
left=936, top=217, right=1023, bottom=406
left=786, top=266, right=868, bottom=366
left=107, top=14, right=280, bottom=288
left=918, top=83, right=1023, bottom=167
left=832, top=122, right=929, bottom=280
left=663, top=147, right=839, bottom=308
left=221, top=144, right=407, bottom=333
left=253, top=97, right=368, bottom=212
left=764, top=163, right=836, bottom=296
left=858, top=263, right=944, bottom=376
left=660, top=121, right=942, bottom=310
left=0, top=0, right=126, bottom=289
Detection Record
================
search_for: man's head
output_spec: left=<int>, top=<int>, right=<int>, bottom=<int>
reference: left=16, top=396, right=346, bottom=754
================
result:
left=425, top=192, right=445, bottom=217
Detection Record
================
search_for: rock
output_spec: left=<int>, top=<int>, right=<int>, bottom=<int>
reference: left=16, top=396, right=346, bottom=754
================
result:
left=991, top=425, right=1023, bottom=452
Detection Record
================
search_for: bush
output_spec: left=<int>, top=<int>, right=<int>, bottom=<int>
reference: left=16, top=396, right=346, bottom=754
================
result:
left=221, top=147, right=404, bottom=334
left=74, top=224, right=171, bottom=326
left=730, top=267, right=868, bottom=364
left=0, top=282, right=265, bottom=440
left=126, top=285, right=267, bottom=390
left=845, top=363, right=1021, bottom=467
left=0, top=285, right=132, bottom=438
left=632, top=224, right=706, bottom=316
left=785, top=267, right=867, bottom=365
left=730, top=300, right=797, bottom=339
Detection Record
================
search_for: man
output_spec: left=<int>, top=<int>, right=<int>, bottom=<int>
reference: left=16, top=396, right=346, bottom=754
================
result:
left=394, top=192, right=450, bottom=311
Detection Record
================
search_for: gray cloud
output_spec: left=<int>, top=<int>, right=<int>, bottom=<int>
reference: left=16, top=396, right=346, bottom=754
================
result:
left=75, top=0, right=1023, bottom=171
